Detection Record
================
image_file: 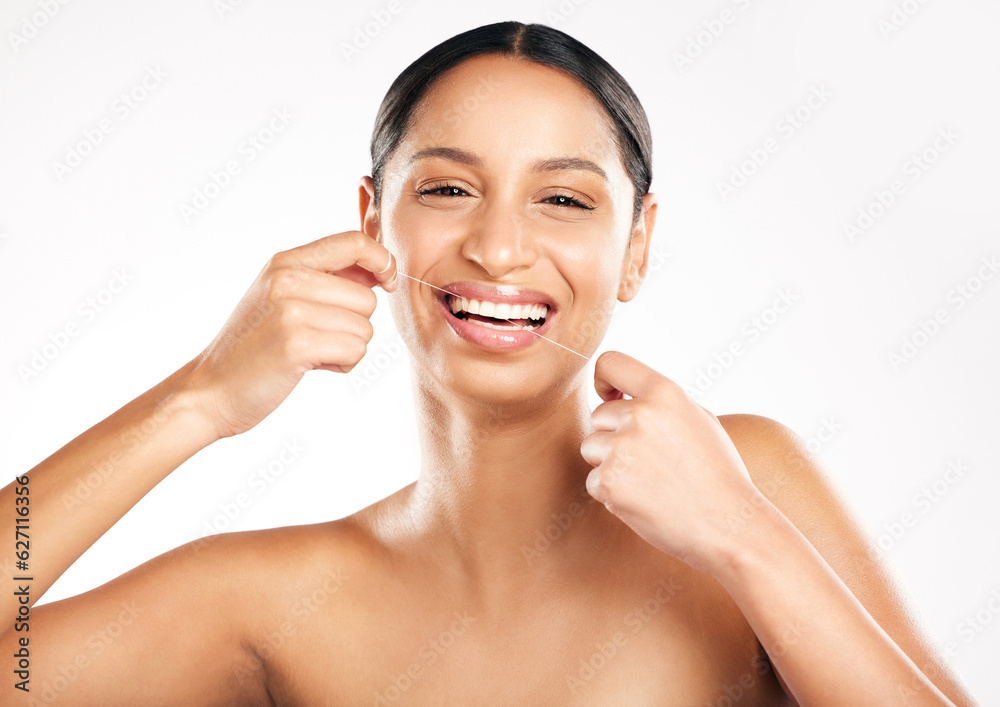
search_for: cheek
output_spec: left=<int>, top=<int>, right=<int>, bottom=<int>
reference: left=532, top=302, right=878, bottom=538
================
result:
left=382, top=200, right=459, bottom=272
left=558, top=231, right=625, bottom=298
left=556, top=240, right=626, bottom=355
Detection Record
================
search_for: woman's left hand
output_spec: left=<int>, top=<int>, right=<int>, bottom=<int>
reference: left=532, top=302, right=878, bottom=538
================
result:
left=580, top=350, right=767, bottom=576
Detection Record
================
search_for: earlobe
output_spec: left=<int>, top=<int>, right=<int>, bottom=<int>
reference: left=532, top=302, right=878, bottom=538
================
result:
left=358, top=176, right=381, bottom=242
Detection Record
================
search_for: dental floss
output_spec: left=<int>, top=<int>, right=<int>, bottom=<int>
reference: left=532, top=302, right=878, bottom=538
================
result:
left=391, top=272, right=591, bottom=361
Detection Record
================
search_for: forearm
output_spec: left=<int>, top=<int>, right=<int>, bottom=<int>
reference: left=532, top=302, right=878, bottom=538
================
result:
left=1, top=357, right=218, bottom=634
left=713, top=500, right=955, bottom=706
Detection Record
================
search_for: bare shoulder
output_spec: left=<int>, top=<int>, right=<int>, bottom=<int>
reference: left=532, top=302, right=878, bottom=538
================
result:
left=715, top=413, right=979, bottom=706
left=715, top=412, right=902, bottom=600
left=20, top=519, right=383, bottom=706
left=177, top=514, right=385, bottom=626
left=716, top=413, right=841, bottom=523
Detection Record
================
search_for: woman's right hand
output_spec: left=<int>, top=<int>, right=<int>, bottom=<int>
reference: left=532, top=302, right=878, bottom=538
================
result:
left=181, top=231, right=398, bottom=440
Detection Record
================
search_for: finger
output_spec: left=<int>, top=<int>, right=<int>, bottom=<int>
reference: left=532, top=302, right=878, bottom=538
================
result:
left=589, top=399, right=632, bottom=432
left=594, top=350, right=662, bottom=402
left=270, top=267, right=378, bottom=317
left=274, top=272, right=380, bottom=319
left=301, top=330, right=370, bottom=373
left=279, top=301, right=375, bottom=342
left=580, top=431, right=614, bottom=467
left=585, top=468, right=605, bottom=504
left=371, top=250, right=398, bottom=292
left=330, top=251, right=399, bottom=293
left=282, top=231, right=397, bottom=290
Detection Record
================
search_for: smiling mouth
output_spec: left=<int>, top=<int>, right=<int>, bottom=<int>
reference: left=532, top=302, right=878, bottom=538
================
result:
left=445, top=294, right=549, bottom=331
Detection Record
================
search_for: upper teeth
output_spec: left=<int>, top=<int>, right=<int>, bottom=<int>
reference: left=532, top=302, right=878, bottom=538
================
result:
left=448, top=295, right=549, bottom=321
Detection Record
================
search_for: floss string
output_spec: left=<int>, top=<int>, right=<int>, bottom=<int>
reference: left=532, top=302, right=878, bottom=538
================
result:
left=393, top=272, right=590, bottom=361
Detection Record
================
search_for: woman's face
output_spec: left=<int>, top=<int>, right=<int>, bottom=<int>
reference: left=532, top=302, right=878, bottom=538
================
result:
left=365, top=54, right=655, bottom=403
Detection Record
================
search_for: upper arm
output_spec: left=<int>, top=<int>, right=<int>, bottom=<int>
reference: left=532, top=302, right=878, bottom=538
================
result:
left=0, top=533, right=273, bottom=706
left=720, top=413, right=979, bottom=707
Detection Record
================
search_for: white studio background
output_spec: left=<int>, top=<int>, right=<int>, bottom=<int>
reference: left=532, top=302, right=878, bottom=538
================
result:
left=1, top=0, right=998, bottom=700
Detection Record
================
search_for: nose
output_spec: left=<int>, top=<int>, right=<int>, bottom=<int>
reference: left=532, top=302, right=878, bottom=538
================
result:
left=459, top=199, right=540, bottom=279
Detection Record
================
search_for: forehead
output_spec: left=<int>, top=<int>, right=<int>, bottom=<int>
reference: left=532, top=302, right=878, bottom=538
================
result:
left=399, top=54, right=621, bottom=174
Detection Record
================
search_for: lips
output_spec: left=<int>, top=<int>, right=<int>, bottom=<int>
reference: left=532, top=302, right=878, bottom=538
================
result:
left=433, top=281, right=557, bottom=351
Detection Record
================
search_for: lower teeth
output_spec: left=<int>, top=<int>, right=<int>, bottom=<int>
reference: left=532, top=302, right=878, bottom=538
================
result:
left=468, top=318, right=541, bottom=331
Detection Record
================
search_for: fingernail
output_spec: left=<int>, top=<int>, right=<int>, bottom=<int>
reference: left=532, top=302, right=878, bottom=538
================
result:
left=375, top=253, right=393, bottom=275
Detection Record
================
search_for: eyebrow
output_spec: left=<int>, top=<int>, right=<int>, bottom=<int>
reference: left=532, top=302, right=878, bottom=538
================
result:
left=408, top=147, right=608, bottom=181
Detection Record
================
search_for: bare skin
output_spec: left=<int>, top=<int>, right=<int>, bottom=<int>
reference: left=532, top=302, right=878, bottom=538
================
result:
left=0, top=55, right=979, bottom=705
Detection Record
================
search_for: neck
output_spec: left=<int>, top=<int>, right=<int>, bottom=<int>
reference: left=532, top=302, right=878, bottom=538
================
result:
left=404, top=362, right=622, bottom=597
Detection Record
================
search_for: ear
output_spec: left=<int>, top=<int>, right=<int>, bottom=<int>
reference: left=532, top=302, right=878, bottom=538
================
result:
left=618, top=192, right=659, bottom=302
left=358, top=176, right=381, bottom=243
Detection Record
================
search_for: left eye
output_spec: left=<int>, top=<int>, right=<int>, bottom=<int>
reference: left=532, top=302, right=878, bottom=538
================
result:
left=544, top=194, right=593, bottom=210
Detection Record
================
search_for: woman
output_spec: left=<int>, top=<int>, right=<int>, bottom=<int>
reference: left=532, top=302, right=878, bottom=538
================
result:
left=1, top=21, right=977, bottom=706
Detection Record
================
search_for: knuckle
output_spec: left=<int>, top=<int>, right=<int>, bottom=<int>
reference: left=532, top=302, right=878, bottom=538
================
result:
left=359, top=317, right=375, bottom=342
left=358, top=288, right=378, bottom=316
left=270, top=267, right=305, bottom=298
left=268, top=250, right=295, bottom=271
left=648, top=374, right=680, bottom=400
left=282, top=330, right=308, bottom=362
left=276, top=299, right=306, bottom=328
left=601, top=458, right=621, bottom=487
left=348, top=334, right=368, bottom=361
left=349, top=229, right=370, bottom=251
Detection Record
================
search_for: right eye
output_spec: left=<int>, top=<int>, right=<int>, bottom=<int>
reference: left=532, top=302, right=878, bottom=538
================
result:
left=417, top=183, right=469, bottom=198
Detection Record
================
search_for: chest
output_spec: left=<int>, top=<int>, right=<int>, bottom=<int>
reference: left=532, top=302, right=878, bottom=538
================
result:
left=262, top=575, right=788, bottom=706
